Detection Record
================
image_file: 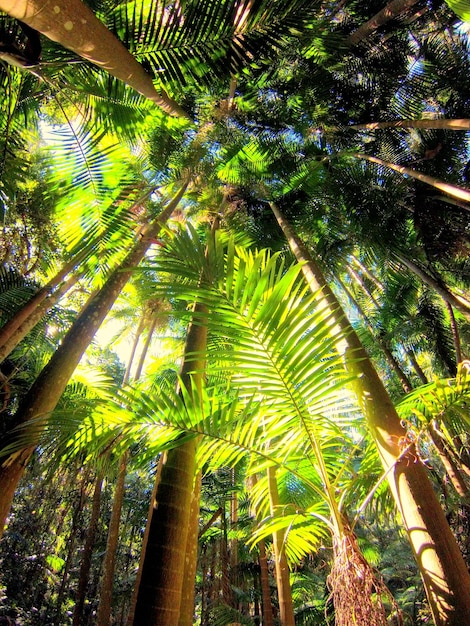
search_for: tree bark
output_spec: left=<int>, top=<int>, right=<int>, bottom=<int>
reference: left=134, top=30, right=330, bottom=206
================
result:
left=394, top=252, right=470, bottom=320
left=96, top=452, right=129, bottom=626
left=267, top=466, right=295, bottom=626
left=270, top=202, right=470, bottom=626
left=258, top=539, right=275, bottom=626
left=356, top=153, right=470, bottom=208
left=72, top=473, right=103, bottom=626
left=131, top=301, right=208, bottom=625
left=346, top=0, right=421, bottom=47
left=0, top=0, right=189, bottom=118
left=0, top=183, right=187, bottom=536
left=349, top=118, right=470, bottom=131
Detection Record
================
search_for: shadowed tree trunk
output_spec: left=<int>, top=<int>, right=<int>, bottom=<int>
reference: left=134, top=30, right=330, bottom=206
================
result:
left=270, top=201, right=470, bottom=626
left=0, top=183, right=188, bottom=536
left=349, top=118, right=470, bottom=131
left=346, top=0, right=421, bottom=46
left=356, top=153, right=470, bottom=208
left=72, top=473, right=103, bottom=626
left=258, top=539, right=275, bottom=626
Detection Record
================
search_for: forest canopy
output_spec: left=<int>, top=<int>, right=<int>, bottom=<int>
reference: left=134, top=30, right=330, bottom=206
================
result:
left=0, top=1, right=469, bottom=625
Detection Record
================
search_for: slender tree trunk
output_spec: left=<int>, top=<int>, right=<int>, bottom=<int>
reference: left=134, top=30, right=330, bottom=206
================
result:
left=394, top=252, right=470, bottom=320
left=178, top=471, right=202, bottom=626
left=96, top=452, right=129, bottom=626
left=258, top=539, right=275, bottom=626
left=131, top=301, right=208, bottom=625
left=0, top=184, right=187, bottom=536
left=270, top=202, right=470, bottom=626
left=336, top=275, right=413, bottom=393
left=429, top=423, right=469, bottom=499
left=72, top=473, right=103, bottom=626
left=445, top=302, right=464, bottom=365
left=267, top=466, right=295, bottom=626
left=0, top=271, right=80, bottom=362
left=0, top=0, right=188, bottom=117
left=406, top=349, right=428, bottom=384
left=349, top=118, right=470, bottom=131
left=346, top=0, right=420, bottom=46
left=356, top=153, right=470, bottom=207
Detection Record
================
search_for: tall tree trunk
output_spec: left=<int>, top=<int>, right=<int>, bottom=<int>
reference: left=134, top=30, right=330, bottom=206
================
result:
left=96, top=452, right=129, bottom=626
left=445, top=302, right=464, bottom=365
left=394, top=252, right=470, bottom=320
left=0, top=187, right=156, bottom=358
left=0, top=183, right=187, bottom=536
left=0, top=0, right=188, bottom=117
left=178, top=471, right=202, bottom=626
left=0, top=271, right=80, bottom=362
left=428, top=423, right=469, bottom=499
left=131, top=301, right=208, bottom=625
left=336, top=275, right=413, bottom=393
left=267, top=466, right=295, bottom=626
left=346, top=0, right=421, bottom=46
left=349, top=118, right=470, bottom=131
left=356, top=153, right=470, bottom=207
left=72, top=473, right=103, bottom=626
left=270, top=202, right=470, bottom=626
left=258, top=539, right=275, bottom=626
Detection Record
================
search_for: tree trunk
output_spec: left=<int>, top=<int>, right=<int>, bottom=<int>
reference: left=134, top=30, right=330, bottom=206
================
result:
left=0, top=183, right=187, bottom=536
left=445, top=302, right=464, bottom=365
left=267, top=466, right=295, bottom=626
left=258, top=539, right=275, bottom=626
left=178, top=471, right=202, bottom=626
left=394, top=252, right=470, bottom=320
left=349, top=118, right=470, bottom=131
left=336, top=274, right=413, bottom=393
left=356, top=152, right=470, bottom=208
left=131, top=301, right=207, bottom=625
left=0, top=271, right=80, bottom=362
left=0, top=0, right=188, bottom=118
left=96, top=452, right=129, bottom=626
left=72, top=473, right=103, bottom=626
left=429, top=423, right=469, bottom=499
left=270, top=202, right=470, bottom=626
left=346, top=0, right=421, bottom=46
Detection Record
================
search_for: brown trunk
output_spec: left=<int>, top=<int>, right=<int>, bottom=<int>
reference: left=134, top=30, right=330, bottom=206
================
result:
left=72, top=473, right=103, bottom=626
left=346, top=0, right=421, bottom=46
left=406, top=349, right=428, bottom=384
left=267, top=466, right=295, bottom=626
left=0, top=184, right=187, bottom=536
left=96, top=451, right=129, bottom=626
left=0, top=272, right=80, bottom=362
left=337, top=275, right=413, bottom=393
left=429, top=423, right=469, bottom=499
left=258, top=539, right=275, bottom=626
left=445, top=301, right=464, bottom=365
left=394, top=252, right=470, bottom=320
left=178, top=471, right=202, bottom=626
left=356, top=153, right=470, bottom=208
left=349, top=119, right=470, bottom=131
left=270, top=202, right=470, bottom=626
left=132, top=301, right=207, bottom=625
left=0, top=0, right=188, bottom=117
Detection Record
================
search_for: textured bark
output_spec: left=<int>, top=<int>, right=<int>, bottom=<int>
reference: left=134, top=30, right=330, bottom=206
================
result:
left=267, top=466, right=295, bottom=626
left=0, top=184, right=187, bottom=536
left=132, top=302, right=207, bottom=625
left=356, top=153, right=470, bottom=208
left=0, top=272, right=80, bottom=362
left=178, top=471, right=202, bottom=626
left=394, top=252, right=470, bottom=321
left=346, top=0, right=421, bottom=46
left=429, top=423, right=469, bottom=499
left=258, top=539, right=275, bottom=626
left=0, top=0, right=188, bottom=117
left=96, top=452, right=129, bottom=626
left=349, top=118, right=470, bottom=131
left=72, top=474, right=103, bottom=626
left=270, top=202, right=470, bottom=626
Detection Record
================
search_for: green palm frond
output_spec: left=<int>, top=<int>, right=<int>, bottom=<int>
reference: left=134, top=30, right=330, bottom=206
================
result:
left=396, top=362, right=470, bottom=432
